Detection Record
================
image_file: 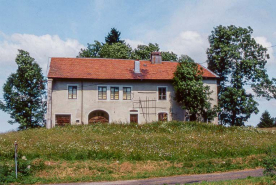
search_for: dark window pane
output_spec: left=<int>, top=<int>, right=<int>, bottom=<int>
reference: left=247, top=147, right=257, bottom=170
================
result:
left=158, top=87, right=166, bottom=100
left=68, top=86, right=77, bottom=99
left=98, top=86, right=107, bottom=100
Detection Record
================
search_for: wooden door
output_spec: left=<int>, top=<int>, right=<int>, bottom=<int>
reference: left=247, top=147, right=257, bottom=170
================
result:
left=130, top=114, right=138, bottom=123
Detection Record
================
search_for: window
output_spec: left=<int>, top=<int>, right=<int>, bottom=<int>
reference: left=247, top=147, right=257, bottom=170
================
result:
left=98, top=86, right=107, bottom=100
left=68, top=86, right=77, bottom=99
left=123, top=87, right=131, bottom=100
left=158, top=87, right=166, bottom=100
left=158, top=112, right=168, bottom=122
left=110, top=87, right=119, bottom=100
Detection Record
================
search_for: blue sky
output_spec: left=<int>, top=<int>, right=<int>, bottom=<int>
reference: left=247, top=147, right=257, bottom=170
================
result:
left=0, top=0, right=276, bottom=132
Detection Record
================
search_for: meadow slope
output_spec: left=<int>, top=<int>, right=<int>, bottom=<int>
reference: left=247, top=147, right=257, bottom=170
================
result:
left=0, top=121, right=275, bottom=184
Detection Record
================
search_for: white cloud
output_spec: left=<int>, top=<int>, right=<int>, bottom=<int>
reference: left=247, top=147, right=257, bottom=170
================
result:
left=0, top=32, right=85, bottom=133
left=0, top=33, right=85, bottom=75
left=165, top=31, right=208, bottom=63
left=124, top=39, right=145, bottom=49
left=254, top=36, right=275, bottom=66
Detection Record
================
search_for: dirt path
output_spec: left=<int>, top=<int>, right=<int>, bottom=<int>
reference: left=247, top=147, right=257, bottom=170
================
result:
left=53, top=168, right=264, bottom=185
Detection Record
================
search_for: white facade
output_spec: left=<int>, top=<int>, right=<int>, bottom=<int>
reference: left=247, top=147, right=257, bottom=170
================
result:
left=46, top=79, right=218, bottom=128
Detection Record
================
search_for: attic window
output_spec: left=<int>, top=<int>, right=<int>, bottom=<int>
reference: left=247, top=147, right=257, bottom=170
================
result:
left=68, top=86, right=77, bottom=99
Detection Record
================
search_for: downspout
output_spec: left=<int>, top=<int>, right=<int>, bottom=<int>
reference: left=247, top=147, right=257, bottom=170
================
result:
left=81, top=81, right=83, bottom=124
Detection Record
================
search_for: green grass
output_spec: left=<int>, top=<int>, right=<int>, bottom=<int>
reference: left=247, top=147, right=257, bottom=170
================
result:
left=0, top=121, right=276, bottom=184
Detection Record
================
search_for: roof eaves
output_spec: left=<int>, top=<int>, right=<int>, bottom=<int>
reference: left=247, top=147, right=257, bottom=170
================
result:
left=197, top=63, right=219, bottom=78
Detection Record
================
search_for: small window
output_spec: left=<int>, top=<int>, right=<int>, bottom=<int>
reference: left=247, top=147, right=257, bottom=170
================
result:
left=110, top=87, right=119, bottom=100
left=158, top=112, right=168, bottom=122
left=123, top=87, right=131, bottom=100
left=158, top=87, right=166, bottom=100
left=98, top=86, right=107, bottom=100
left=68, top=86, right=77, bottom=99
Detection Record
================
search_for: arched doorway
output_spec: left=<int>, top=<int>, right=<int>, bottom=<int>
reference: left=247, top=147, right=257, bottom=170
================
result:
left=88, top=110, right=109, bottom=123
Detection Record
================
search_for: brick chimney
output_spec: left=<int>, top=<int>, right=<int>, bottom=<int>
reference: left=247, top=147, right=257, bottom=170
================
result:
left=151, top=52, right=162, bottom=64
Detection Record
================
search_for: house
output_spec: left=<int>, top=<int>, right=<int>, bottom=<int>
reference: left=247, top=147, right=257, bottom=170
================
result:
left=46, top=52, right=218, bottom=128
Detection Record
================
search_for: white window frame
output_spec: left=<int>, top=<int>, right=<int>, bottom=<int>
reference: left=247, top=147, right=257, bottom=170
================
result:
left=129, top=109, right=139, bottom=124
left=123, top=86, right=132, bottom=100
left=157, top=86, right=168, bottom=101
left=97, top=86, right=108, bottom=100
left=110, top=86, right=120, bottom=100
left=67, top=84, right=79, bottom=100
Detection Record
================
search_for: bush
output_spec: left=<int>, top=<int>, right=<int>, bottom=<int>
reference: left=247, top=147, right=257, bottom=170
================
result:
left=0, top=155, right=43, bottom=183
left=262, top=148, right=276, bottom=177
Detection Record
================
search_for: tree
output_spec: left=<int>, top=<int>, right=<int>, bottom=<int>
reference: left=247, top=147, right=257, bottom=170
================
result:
left=257, top=111, right=275, bottom=128
left=207, top=25, right=275, bottom=126
left=131, top=43, right=160, bottom=60
left=77, top=41, right=102, bottom=58
left=173, top=57, right=217, bottom=121
left=0, top=50, right=46, bottom=130
left=105, top=28, right=123, bottom=44
left=99, top=42, right=132, bottom=59
left=161, top=51, right=178, bottom=61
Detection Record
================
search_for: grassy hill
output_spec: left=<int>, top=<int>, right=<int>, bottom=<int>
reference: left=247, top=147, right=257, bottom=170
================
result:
left=0, top=121, right=276, bottom=184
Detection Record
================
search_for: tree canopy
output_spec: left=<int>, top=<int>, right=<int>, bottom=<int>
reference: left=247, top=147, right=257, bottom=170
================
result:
left=257, top=110, right=275, bottom=128
left=173, top=57, right=217, bottom=121
left=78, top=28, right=179, bottom=61
left=0, top=50, right=46, bottom=130
left=105, top=28, right=123, bottom=44
left=207, top=25, right=276, bottom=126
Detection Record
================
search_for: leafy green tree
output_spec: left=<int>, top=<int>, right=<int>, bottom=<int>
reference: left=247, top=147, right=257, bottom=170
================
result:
left=0, top=50, right=46, bottom=130
left=257, top=111, right=275, bottom=128
left=161, top=51, right=178, bottom=61
left=173, top=57, right=217, bottom=121
left=105, top=28, right=123, bottom=44
left=99, top=42, right=132, bottom=59
left=77, top=41, right=102, bottom=58
left=131, top=43, right=160, bottom=60
left=207, top=25, right=275, bottom=126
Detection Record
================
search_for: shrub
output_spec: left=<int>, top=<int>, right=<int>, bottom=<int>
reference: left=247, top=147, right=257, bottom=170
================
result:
left=262, top=148, right=276, bottom=177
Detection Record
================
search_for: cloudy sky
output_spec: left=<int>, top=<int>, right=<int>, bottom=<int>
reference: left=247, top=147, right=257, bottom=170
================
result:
left=0, top=0, right=276, bottom=132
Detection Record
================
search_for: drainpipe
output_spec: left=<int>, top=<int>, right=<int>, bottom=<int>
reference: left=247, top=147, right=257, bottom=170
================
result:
left=81, top=81, right=83, bottom=124
left=46, top=78, right=53, bottom=128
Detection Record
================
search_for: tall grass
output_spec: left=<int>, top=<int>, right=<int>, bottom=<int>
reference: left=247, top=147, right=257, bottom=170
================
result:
left=0, top=121, right=275, bottom=162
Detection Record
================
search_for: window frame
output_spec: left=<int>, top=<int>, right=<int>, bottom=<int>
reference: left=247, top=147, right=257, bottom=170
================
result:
left=68, top=85, right=78, bottom=99
left=110, top=86, right=120, bottom=100
left=123, top=87, right=132, bottom=100
left=157, top=86, right=167, bottom=100
left=98, top=86, right=107, bottom=100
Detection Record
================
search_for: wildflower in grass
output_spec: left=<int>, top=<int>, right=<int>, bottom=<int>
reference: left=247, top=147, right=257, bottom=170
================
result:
left=22, top=156, right=27, bottom=160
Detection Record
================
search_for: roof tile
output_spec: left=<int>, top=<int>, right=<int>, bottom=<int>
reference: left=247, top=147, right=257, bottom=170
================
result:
left=48, top=58, right=218, bottom=80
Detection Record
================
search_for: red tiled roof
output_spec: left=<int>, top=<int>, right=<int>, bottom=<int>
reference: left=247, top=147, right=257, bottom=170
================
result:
left=48, top=58, right=218, bottom=80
